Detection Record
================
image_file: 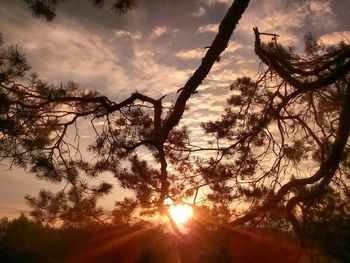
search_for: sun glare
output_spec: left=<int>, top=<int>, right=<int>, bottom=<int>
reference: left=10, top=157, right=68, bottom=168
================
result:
left=169, top=204, right=193, bottom=224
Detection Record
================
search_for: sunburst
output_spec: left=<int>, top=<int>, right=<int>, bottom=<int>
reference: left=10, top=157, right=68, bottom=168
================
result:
left=169, top=204, right=193, bottom=224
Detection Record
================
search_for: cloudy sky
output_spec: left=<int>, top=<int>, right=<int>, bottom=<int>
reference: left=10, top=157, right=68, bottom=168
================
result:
left=0, top=0, right=349, bottom=218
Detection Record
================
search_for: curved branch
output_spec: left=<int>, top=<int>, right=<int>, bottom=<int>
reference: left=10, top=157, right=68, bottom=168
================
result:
left=285, top=81, right=350, bottom=233
left=254, top=27, right=350, bottom=92
left=230, top=81, right=350, bottom=227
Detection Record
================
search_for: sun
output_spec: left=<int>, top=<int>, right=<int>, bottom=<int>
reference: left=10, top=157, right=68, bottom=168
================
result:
left=169, top=204, right=193, bottom=224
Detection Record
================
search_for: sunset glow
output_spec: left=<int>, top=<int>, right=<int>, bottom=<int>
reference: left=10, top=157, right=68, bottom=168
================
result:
left=169, top=204, right=193, bottom=224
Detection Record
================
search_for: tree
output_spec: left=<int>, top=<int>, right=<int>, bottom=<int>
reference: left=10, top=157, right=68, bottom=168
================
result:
left=298, top=187, right=350, bottom=262
left=0, top=213, right=61, bottom=262
left=203, top=28, right=350, bottom=240
left=1, top=0, right=350, bottom=248
left=23, top=0, right=137, bottom=21
left=0, top=0, right=251, bottom=232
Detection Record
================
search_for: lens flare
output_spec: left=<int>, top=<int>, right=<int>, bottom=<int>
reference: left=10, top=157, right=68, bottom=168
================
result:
left=169, top=204, right=193, bottom=224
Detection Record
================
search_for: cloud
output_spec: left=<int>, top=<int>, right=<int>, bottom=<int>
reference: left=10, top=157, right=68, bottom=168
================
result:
left=201, top=0, right=231, bottom=6
left=131, top=45, right=193, bottom=97
left=1, top=14, right=190, bottom=102
left=225, top=41, right=243, bottom=53
left=197, top=23, right=219, bottom=34
left=309, top=0, right=332, bottom=15
left=151, top=26, right=167, bottom=38
left=114, top=30, right=142, bottom=40
left=320, top=31, right=350, bottom=45
left=175, top=48, right=205, bottom=60
left=237, top=1, right=311, bottom=45
left=0, top=4, right=192, bottom=100
left=192, top=6, right=206, bottom=17
left=308, top=0, right=336, bottom=30
left=2, top=0, right=348, bottom=219
left=172, top=28, right=180, bottom=34
left=180, top=85, right=232, bottom=146
left=207, top=69, right=244, bottom=82
left=29, top=25, right=131, bottom=93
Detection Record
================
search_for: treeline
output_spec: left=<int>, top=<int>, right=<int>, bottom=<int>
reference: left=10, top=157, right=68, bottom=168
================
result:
left=0, top=211, right=349, bottom=262
left=0, top=214, right=93, bottom=262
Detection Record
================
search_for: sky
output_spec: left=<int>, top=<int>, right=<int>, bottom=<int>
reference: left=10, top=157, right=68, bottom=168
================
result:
left=0, top=0, right=349, bottom=218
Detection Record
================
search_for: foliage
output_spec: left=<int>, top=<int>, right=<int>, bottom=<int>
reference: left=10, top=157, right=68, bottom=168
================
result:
left=0, top=214, right=93, bottom=262
left=0, top=214, right=306, bottom=263
left=204, top=28, right=350, bottom=235
left=1, top=0, right=251, bottom=233
left=0, top=1, right=350, bottom=255
left=299, top=187, right=350, bottom=262
left=23, top=0, right=137, bottom=21
left=112, top=197, right=138, bottom=226
left=0, top=214, right=230, bottom=263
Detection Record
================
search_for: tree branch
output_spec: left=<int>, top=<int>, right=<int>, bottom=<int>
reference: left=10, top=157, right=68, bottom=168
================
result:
left=230, top=80, right=350, bottom=227
left=161, top=0, right=250, bottom=139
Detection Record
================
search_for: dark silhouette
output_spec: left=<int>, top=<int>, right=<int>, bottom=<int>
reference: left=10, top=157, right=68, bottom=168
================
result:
left=23, top=0, right=137, bottom=21
left=0, top=0, right=251, bottom=233
left=1, top=0, right=350, bottom=261
left=201, top=28, right=350, bottom=259
left=0, top=214, right=303, bottom=262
